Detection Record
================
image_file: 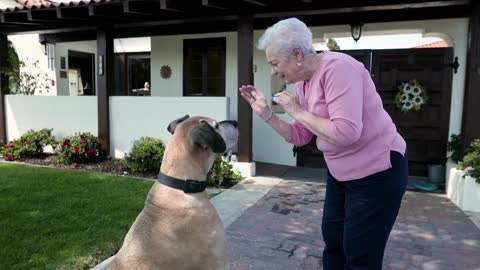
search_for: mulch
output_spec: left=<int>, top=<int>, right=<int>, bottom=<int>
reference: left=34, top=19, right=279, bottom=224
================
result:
left=1, top=154, right=159, bottom=181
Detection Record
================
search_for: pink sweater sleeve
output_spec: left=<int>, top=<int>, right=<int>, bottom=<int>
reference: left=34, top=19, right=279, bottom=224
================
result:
left=286, top=83, right=314, bottom=146
left=322, top=59, right=364, bottom=146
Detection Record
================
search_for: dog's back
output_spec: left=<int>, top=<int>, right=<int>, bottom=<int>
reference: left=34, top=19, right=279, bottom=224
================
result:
left=102, top=116, right=237, bottom=270
left=109, top=183, right=228, bottom=270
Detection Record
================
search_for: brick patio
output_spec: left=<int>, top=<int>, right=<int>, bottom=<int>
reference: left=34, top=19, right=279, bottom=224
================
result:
left=226, top=164, right=480, bottom=270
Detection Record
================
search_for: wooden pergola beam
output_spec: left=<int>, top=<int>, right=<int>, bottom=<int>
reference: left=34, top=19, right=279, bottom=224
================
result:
left=96, top=26, right=114, bottom=156
left=461, top=2, right=480, bottom=154
left=160, top=0, right=185, bottom=12
left=202, top=0, right=228, bottom=10
left=237, top=15, right=253, bottom=162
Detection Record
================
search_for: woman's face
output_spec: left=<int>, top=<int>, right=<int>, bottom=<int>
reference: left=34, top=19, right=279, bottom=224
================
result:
left=266, top=45, right=302, bottom=84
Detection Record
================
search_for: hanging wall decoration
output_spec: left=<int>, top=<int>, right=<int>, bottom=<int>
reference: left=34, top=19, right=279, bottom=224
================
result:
left=160, top=65, right=172, bottom=79
left=394, top=80, right=428, bottom=113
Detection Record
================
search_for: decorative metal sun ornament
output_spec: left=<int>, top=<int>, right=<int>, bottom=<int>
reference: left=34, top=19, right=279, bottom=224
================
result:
left=160, top=65, right=172, bottom=79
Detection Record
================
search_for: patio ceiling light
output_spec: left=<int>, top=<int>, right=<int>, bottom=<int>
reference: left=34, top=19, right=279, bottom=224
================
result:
left=350, top=23, right=364, bottom=43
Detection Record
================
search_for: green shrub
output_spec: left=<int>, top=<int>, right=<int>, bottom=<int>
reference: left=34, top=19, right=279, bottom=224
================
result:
left=0, top=128, right=56, bottom=161
left=122, top=137, right=165, bottom=173
left=447, top=133, right=462, bottom=162
left=55, top=132, right=104, bottom=164
left=207, top=155, right=242, bottom=187
left=458, top=139, right=480, bottom=184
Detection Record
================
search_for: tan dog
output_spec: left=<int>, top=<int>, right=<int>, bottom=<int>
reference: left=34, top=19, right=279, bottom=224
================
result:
left=106, top=115, right=238, bottom=270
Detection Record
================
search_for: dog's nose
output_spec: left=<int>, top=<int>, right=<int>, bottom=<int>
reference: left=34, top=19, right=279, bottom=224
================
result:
left=221, top=120, right=238, bottom=128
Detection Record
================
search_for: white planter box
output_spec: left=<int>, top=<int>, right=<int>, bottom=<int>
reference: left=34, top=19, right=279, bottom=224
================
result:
left=447, top=168, right=480, bottom=212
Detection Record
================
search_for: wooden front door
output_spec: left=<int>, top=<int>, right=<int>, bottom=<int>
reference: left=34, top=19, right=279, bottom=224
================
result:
left=372, top=48, right=453, bottom=176
left=296, top=48, right=453, bottom=177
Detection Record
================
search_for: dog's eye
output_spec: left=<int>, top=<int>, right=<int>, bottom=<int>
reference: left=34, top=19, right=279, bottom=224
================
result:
left=199, top=119, right=207, bottom=124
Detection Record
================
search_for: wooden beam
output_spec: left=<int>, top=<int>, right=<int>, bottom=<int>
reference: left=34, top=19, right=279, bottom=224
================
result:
left=461, top=2, right=480, bottom=155
left=122, top=1, right=154, bottom=15
left=0, top=33, right=8, bottom=144
left=27, top=9, right=86, bottom=24
left=56, top=7, right=89, bottom=21
left=253, top=0, right=471, bottom=18
left=160, top=0, right=185, bottom=12
left=237, top=15, right=253, bottom=162
left=202, top=0, right=228, bottom=10
left=243, top=0, right=267, bottom=7
left=0, top=12, right=43, bottom=26
left=96, top=26, right=114, bottom=156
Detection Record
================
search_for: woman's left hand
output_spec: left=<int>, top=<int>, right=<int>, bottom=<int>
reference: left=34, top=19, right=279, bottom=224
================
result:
left=273, top=91, right=304, bottom=118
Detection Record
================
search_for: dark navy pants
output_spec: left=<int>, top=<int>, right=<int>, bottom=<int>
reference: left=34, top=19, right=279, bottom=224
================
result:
left=322, top=151, right=408, bottom=270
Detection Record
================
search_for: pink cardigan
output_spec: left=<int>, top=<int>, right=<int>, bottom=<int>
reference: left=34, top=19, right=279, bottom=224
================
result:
left=286, top=51, right=406, bottom=181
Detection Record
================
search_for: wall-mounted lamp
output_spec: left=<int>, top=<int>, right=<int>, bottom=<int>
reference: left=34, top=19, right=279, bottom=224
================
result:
left=40, top=37, right=50, bottom=55
left=98, top=55, right=104, bottom=76
left=350, top=23, right=364, bottom=43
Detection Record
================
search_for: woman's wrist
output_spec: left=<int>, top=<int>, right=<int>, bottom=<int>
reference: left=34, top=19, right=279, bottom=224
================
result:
left=292, top=109, right=309, bottom=122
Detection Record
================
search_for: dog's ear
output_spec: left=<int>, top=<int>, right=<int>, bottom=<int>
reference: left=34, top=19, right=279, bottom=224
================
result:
left=188, top=123, right=226, bottom=153
left=167, top=115, right=190, bottom=134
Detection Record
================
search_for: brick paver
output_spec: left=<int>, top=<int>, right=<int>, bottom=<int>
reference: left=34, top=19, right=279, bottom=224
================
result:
left=226, top=175, right=480, bottom=270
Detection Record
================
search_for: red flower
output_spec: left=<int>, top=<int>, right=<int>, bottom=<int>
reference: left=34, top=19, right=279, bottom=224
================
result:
left=211, top=172, right=217, bottom=177
left=41, top=128, right=46, bottom=133
left=63, top=139, right=71, bottom=146
left=5, top=144, right=14, bottom=149
left=80, top=134, right=85, bottom=140
left=5, top=153, right=13, bottom=160
left=74, top=146, right=80, bottom=154
left=26, top=141, right=31, bottom=145
left=74, top=163, right=81, bottom=168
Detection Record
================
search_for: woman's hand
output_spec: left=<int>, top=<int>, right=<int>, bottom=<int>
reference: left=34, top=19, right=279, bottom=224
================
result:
left=239, top=85, right=273, bottom=121
left=273, top=91, right=304, bottom=118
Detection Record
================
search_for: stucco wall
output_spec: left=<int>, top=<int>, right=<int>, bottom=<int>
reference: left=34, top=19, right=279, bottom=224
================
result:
left=5, top=95, right=98, bottom=140
left=110, top=96, right=229, bottom=158
left=4, top=95, right=229, bottom=159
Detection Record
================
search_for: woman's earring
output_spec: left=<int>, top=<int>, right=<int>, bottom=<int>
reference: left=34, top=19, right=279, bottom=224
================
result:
left=297, top=62, right=301, bottom=66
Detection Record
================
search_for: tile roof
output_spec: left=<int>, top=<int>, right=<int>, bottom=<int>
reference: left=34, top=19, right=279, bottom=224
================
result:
left=1, top=0, right=111, bottom=12
left=414, top=40, right=448, bottom=48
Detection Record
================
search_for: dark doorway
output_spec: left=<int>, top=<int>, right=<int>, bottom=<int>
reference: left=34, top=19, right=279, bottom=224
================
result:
left=296, top=48, right=454, bottom=177
left=68, top=50, right=95, bottom=96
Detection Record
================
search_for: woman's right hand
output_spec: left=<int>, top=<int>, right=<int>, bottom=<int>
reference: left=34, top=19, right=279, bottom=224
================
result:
left=239, top=85, right=273, bottom=121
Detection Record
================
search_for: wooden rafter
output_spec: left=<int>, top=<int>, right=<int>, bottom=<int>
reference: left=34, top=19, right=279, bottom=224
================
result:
left=0, top=12, right=42, bottom=25
left=122, top=1, right=154, bottom=15
left=56, top=6, right=89, bottom=21
left=243, top=0, right=267, bottom=7
left=202, top=0, right=228, bottom=10
left=160, top=0, right=185, bottom=12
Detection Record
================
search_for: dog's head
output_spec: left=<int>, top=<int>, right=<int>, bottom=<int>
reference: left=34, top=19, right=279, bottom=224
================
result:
left=167, top=115, right=238, bottom=155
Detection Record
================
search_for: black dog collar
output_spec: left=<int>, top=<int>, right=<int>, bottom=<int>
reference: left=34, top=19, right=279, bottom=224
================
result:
left=157, top=173, right=208, bottom=194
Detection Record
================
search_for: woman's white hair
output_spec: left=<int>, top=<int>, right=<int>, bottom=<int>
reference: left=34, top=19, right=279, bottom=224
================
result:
left=257, top=17, right=316, bottom=58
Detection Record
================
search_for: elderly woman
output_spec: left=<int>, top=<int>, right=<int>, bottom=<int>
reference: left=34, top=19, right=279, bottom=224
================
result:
left=239, top=18, right=408, bottom=270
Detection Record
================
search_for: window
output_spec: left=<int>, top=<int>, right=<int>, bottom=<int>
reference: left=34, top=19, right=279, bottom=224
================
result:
left=183, top=38, right=226, bottom=96
left=113, top=53, right=150, bottom=96
left=46, top=43, right=55, bottom=71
